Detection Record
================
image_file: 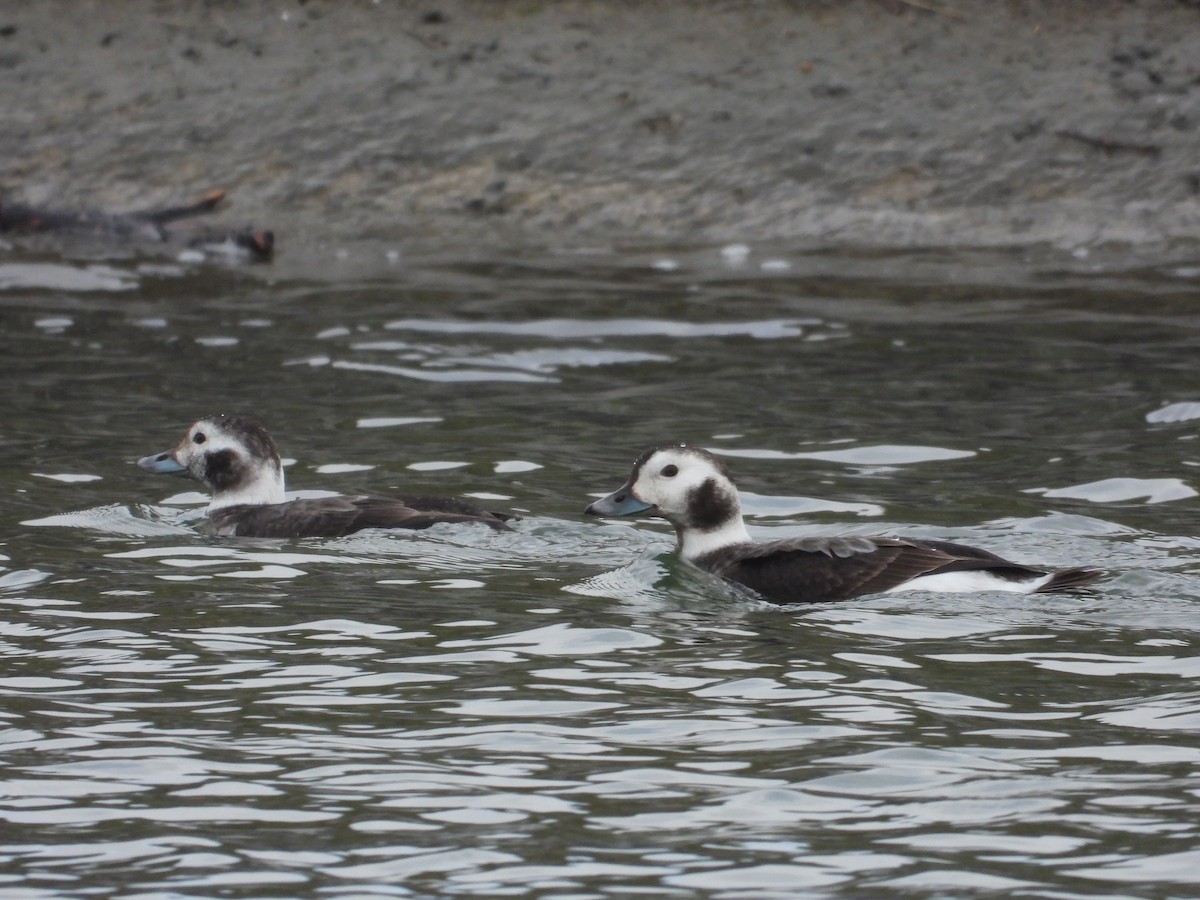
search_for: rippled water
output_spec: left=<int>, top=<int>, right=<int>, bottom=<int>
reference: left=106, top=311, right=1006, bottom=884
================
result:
left=2, top=242, right=1200, bottom=896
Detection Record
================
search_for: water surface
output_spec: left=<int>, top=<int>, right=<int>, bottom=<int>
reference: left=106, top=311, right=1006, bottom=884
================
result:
left=2, top=242, right=1199, bottom=897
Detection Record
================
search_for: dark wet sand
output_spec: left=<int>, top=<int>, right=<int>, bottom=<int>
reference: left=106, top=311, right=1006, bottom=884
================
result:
left=2, top=1, right=1199, bottom=255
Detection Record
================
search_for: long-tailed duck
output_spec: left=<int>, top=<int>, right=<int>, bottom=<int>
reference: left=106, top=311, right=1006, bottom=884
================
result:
left=585, top=445, right=1102, bottom=604
left=138, top=414, right=512, bottom=537
left=0, top=189, right=273, bottom=262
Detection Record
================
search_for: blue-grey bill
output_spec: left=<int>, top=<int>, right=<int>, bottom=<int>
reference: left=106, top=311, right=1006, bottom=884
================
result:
left=585, top=484, right=655, bottom=517
left=137, top=451, right=186, bottom=474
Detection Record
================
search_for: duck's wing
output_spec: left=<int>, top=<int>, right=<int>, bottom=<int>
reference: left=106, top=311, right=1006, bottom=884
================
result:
left=697, top=536, right=1100, bottom=604
left=695, top=536, right=951, bottom=604
left=209, top=496, right=512, bottom=538
left=389, top=494, right=515, bottom=528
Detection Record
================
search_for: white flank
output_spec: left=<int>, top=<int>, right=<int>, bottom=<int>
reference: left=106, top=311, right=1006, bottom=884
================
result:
left=884, top=570, right=1052, bottom=595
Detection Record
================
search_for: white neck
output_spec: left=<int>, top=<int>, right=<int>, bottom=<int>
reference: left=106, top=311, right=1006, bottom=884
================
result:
left=208, top=463, right=286, bottom=510
left=677, top=517, right=753, bottom=562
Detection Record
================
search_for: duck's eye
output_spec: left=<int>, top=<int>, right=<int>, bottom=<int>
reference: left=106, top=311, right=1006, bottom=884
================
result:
left=661, top=464, right=679, bottom=477
left=193, top=432, right=207, bottom=445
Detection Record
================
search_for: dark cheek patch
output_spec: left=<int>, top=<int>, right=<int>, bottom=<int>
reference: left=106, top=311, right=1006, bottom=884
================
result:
left=204, top=449, right=240, bottom=492
left=688, top=477, right=731, bottom=531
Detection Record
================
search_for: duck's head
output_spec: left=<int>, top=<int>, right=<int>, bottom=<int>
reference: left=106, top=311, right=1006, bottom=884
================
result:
left=138, top=414, right=285, bottom=509
left=585, top=445, right=750, bottom=556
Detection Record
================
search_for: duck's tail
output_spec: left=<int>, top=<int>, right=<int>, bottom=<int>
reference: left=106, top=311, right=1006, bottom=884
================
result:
left=139, top=188, right=227, bottom=225
left=1036, top=567, right=1106, bottom=593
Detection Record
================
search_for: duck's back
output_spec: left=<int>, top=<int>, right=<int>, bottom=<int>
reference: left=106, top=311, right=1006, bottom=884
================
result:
left=208, top=495, right=513, bottom=538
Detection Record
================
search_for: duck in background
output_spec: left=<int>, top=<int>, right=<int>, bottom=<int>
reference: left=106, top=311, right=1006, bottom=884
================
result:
left=138, top=414, right=512, bottom=537
left=0, top=188, right=273, bottom=262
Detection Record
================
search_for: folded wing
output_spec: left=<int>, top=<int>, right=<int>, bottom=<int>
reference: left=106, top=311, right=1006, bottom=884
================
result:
left=208, top=495, right=513, bottom=538
left=697, top=536, right=1099, bottom=604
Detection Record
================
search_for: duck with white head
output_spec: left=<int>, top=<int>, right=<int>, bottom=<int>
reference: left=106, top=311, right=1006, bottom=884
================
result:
left=586, top=445, right=1103, bottom=604
left=139, top=414, right=513, bottom=538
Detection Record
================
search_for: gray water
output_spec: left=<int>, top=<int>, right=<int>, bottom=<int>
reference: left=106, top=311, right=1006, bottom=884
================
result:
left=2, top=241, right=1200, bottom=898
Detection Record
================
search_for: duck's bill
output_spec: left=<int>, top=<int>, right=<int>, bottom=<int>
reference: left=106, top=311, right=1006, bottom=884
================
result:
left=137, top=451, right=186, bottom=475
left=585, top=484, right=655, bottom=517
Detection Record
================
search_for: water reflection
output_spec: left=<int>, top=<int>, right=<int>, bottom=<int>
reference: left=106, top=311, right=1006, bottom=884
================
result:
left=382, top=316, right=815, bottom=339
left=0, top=261, right=138, bottom=292
left=1030, top=477, right=1197, bottom=504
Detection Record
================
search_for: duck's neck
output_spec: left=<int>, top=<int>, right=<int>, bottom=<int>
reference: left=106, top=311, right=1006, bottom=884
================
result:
left=208, top=464, right=286, bottom=510
left=676, top=515, right=753, bottom=562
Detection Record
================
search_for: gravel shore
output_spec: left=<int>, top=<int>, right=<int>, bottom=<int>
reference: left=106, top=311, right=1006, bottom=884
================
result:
left=3, top=1, right=1199, bottom=255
